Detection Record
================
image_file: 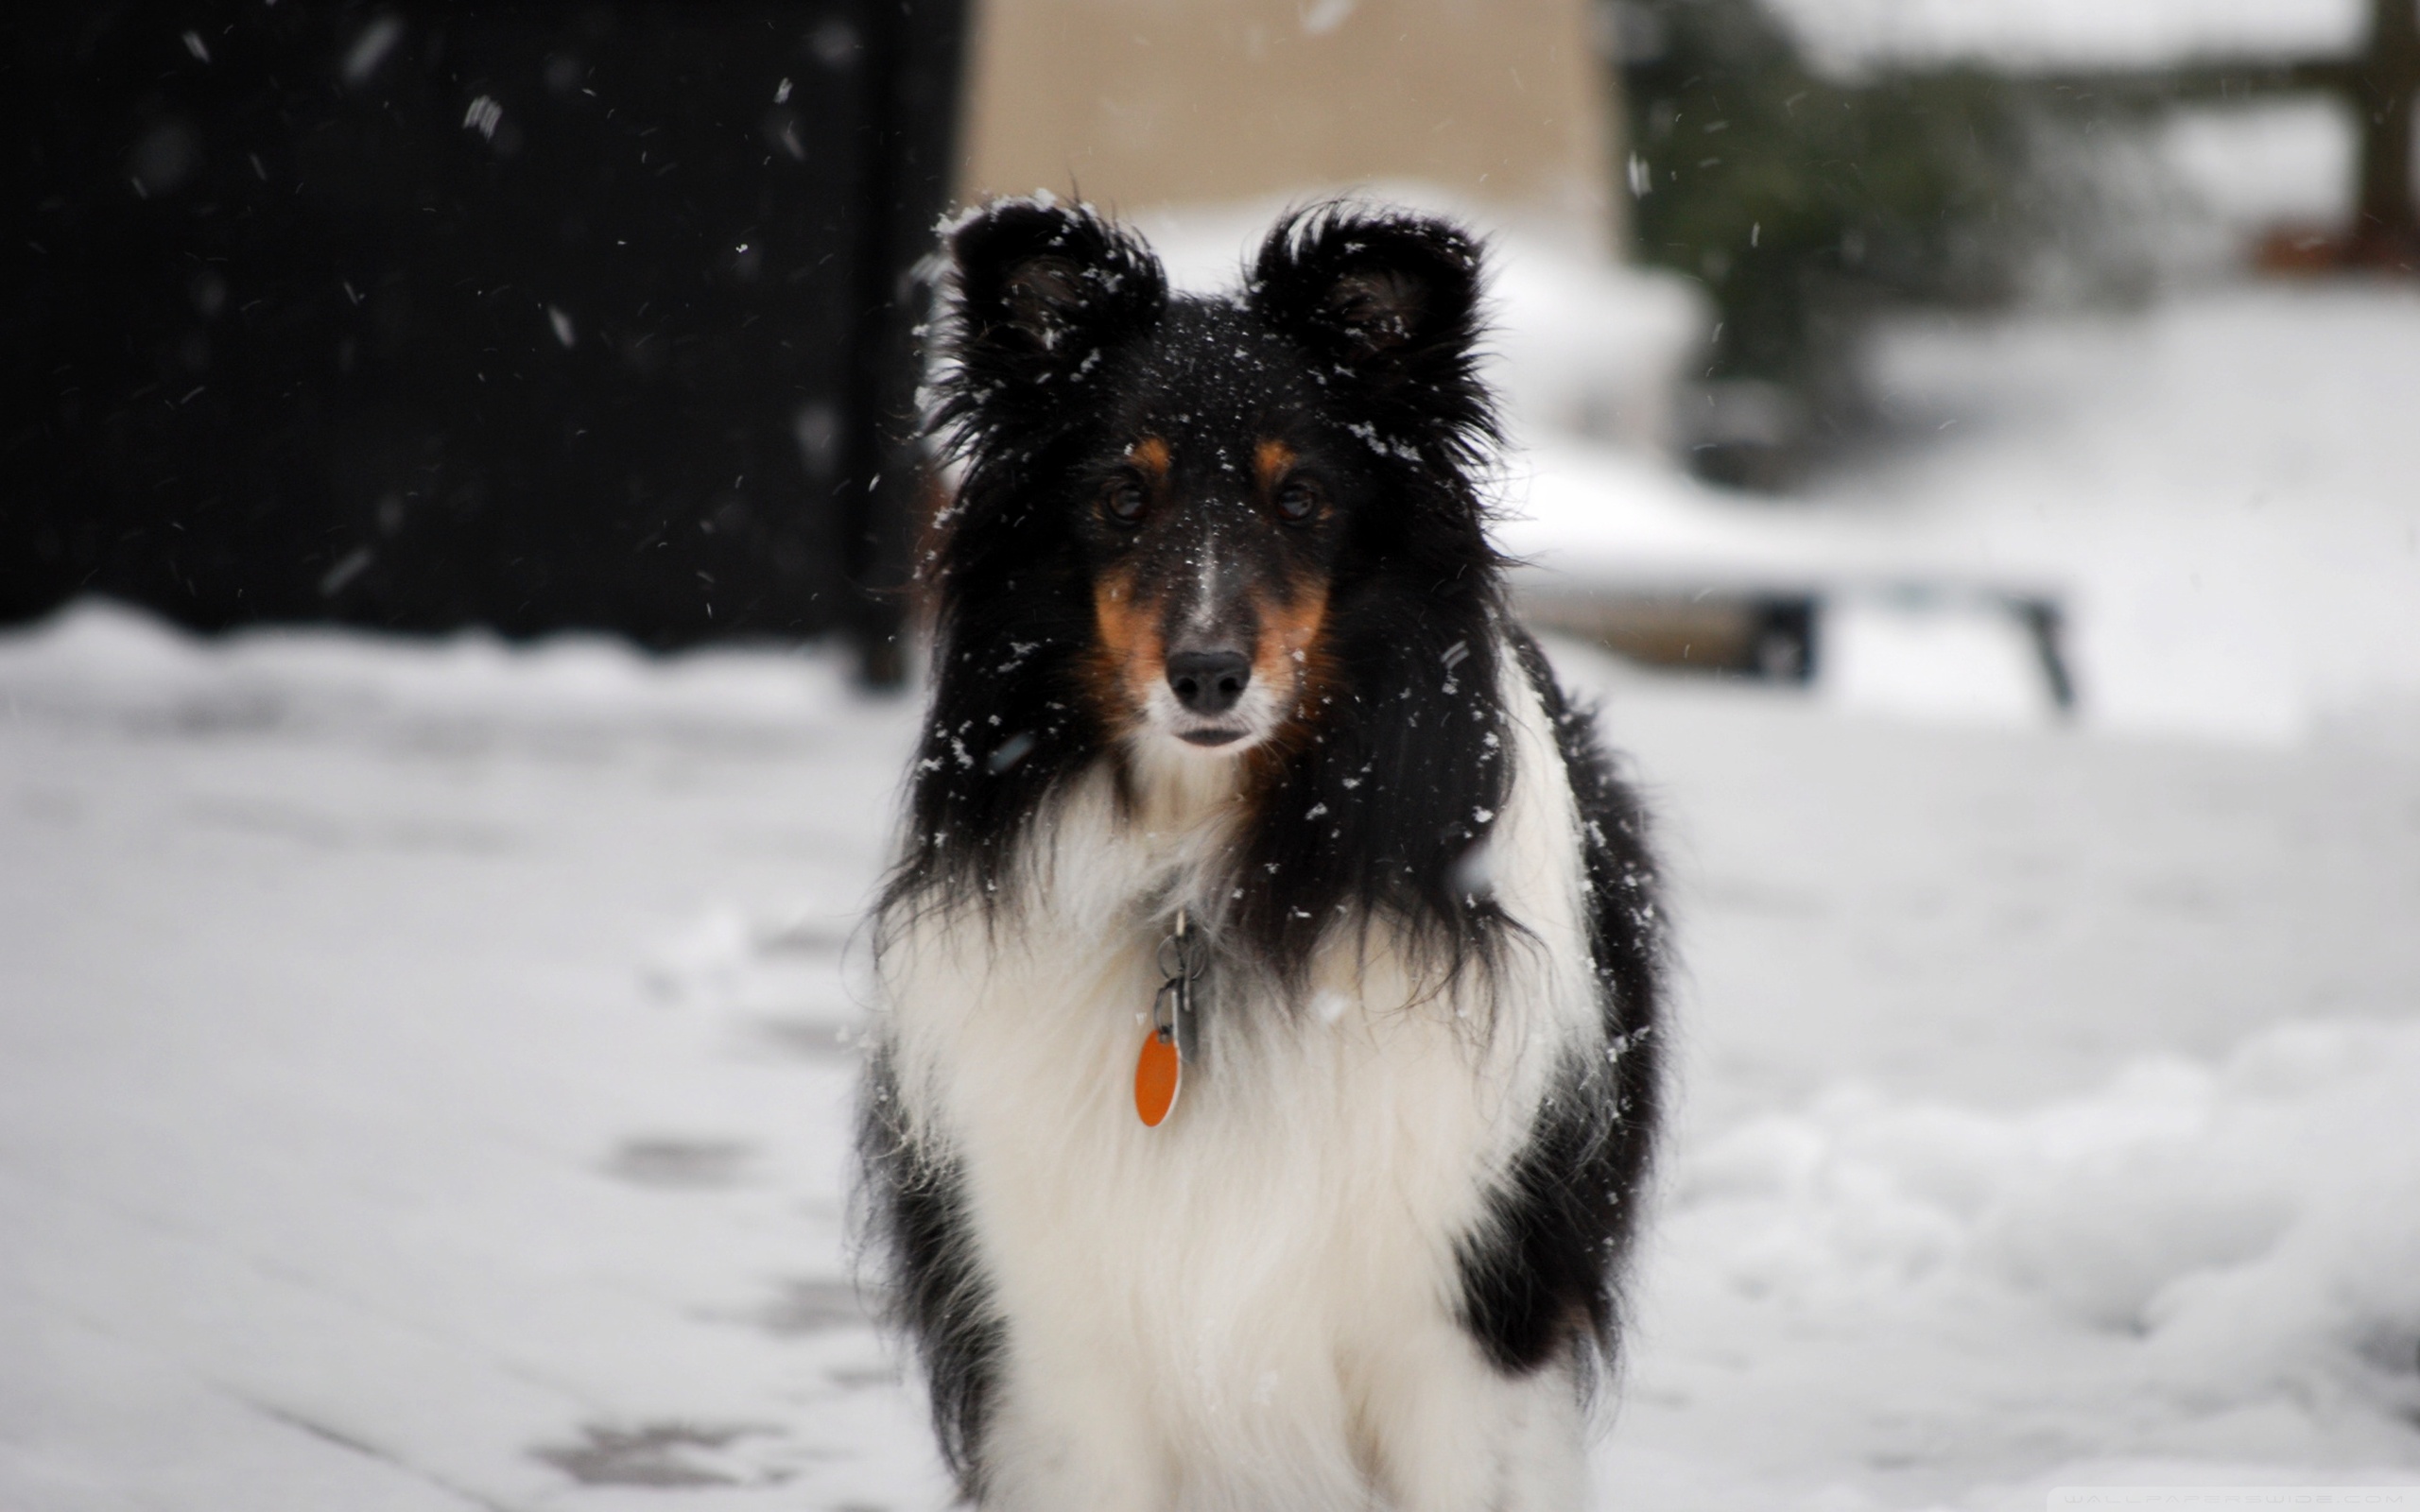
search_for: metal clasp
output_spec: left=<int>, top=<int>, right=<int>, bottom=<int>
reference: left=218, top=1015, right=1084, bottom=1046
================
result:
left=1151, top=906, right=1203, bottom=1048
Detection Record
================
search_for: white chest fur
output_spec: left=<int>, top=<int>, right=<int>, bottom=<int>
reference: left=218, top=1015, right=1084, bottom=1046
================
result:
left=874, top=657, right=1602, bottom=1509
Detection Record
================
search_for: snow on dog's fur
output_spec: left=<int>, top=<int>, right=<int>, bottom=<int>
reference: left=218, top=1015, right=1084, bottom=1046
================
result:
left=857, top=198, right=1665, bottom=1509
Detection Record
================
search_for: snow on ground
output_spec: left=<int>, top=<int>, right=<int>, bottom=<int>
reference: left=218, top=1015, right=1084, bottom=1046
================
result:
left=1569, top=647, right=2420, bottom=1509
left=4, top=596, right=2417, bottom=1510
left=0, top=608, right=945, bottom=1510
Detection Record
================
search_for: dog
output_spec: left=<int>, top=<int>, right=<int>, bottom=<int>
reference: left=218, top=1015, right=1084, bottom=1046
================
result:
left=856, top=198, right=1664, bottom=1510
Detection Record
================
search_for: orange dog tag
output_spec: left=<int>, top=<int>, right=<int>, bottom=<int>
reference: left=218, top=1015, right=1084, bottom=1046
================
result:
left=1135, top=1029, right=1182, bottom=1126
left=1138, top=908, right=1198, bottom=1127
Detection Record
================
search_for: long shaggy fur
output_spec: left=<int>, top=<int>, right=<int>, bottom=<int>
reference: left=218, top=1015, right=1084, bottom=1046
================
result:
left=857, top=198, right=1664, bottom=1509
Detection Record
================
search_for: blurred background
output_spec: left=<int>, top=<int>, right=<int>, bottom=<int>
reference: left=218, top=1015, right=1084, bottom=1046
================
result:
left=5, top=2, right=2418, bottom=1508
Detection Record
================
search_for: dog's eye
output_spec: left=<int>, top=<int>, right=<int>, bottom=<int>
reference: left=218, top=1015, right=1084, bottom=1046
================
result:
left=1274, top=476, right=1322, bottom=524
left=1102, top=477, right=1150, bottom=524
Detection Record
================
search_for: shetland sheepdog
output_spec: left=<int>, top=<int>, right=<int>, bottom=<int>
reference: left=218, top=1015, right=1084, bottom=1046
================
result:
left=857, top=198, right=1664, bottom=1509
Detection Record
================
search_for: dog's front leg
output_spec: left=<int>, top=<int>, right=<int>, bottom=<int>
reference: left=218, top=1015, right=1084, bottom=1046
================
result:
left=1357, top=1328, right=1587, bottom=1512
left=975, top=1342, right=1173, bottom=1512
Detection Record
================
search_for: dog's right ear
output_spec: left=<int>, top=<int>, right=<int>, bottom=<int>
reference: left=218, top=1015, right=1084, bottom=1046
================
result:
left=945, top=198, right=1167, bottom=402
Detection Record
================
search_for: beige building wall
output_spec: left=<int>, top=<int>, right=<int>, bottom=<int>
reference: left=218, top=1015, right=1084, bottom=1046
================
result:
left=958, top=0, right=1626, bottom=254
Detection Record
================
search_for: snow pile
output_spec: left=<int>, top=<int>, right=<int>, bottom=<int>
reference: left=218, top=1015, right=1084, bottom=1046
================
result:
left=0, top=598, right=861, bottom=740
left=1641, top=1018, right=2420, bottom=1497
left=1976, top=1030, right=2420, bottom=1406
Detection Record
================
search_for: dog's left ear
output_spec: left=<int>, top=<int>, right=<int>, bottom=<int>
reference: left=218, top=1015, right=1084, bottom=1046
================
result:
left=1247, top=206, right=1492, bottom=446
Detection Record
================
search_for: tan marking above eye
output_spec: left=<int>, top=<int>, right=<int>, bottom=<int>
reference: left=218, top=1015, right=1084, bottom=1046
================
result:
left=1128, top=436, right=1171, bottom=479
left=1253, top=439, right=1296, bottom=493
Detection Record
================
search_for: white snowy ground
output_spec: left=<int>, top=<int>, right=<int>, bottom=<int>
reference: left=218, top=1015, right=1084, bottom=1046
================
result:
left=8, top=284, right=2420, bottom=1509
left=7, top=600, right=2417, bottom=1512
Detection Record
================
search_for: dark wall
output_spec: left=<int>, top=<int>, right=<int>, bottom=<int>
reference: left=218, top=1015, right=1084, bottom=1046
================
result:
left=5, top=1, right=964, bottom=675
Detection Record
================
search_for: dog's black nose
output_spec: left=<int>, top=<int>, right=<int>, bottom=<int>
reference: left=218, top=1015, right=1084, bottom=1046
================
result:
left=1167, top=650, right=1252, bottom=715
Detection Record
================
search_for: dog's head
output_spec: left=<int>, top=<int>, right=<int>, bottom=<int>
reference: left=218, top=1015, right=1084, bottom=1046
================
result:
left=933, top=198, right=1496, bottom=767
left=901, top=199, right=1513, bottom=973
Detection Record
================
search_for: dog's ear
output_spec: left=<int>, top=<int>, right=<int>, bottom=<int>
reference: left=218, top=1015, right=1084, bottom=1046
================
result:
left=946, top=198, right=1166, bottom=398
left=1247, top=205, right=1492, bottom=450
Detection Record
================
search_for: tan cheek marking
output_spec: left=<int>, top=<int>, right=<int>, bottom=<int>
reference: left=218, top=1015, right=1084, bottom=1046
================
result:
left=1089, top=569, right=1166, bottom=730
left=1251, top=575, right=1332, bottom=714
left=1254, top=439, right=1296, bottom=495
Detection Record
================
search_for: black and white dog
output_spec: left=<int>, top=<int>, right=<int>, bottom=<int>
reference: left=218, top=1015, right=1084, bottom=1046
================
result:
left=858, top=198, right=1663, bottom=1509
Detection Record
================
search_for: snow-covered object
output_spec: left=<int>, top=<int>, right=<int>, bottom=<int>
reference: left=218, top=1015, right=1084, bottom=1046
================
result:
left=1762, top=0, right=2368, bottom=77
left=1503, top=284, right=2420, bottom=745
left=1837, top=285, right=2420, bottom=746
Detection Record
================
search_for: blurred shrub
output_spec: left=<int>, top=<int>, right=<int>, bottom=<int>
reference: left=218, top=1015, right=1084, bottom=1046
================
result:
left=1613, top=0, right=2166, bottom=483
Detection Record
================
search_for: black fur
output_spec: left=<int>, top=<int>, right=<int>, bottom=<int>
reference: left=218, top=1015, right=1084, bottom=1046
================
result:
left=856, top=1049, right=1005, bottom=1497
left=858, top=199, right=1665, bottom=1492
left=1454, top=635, right=1665, bottom=1382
